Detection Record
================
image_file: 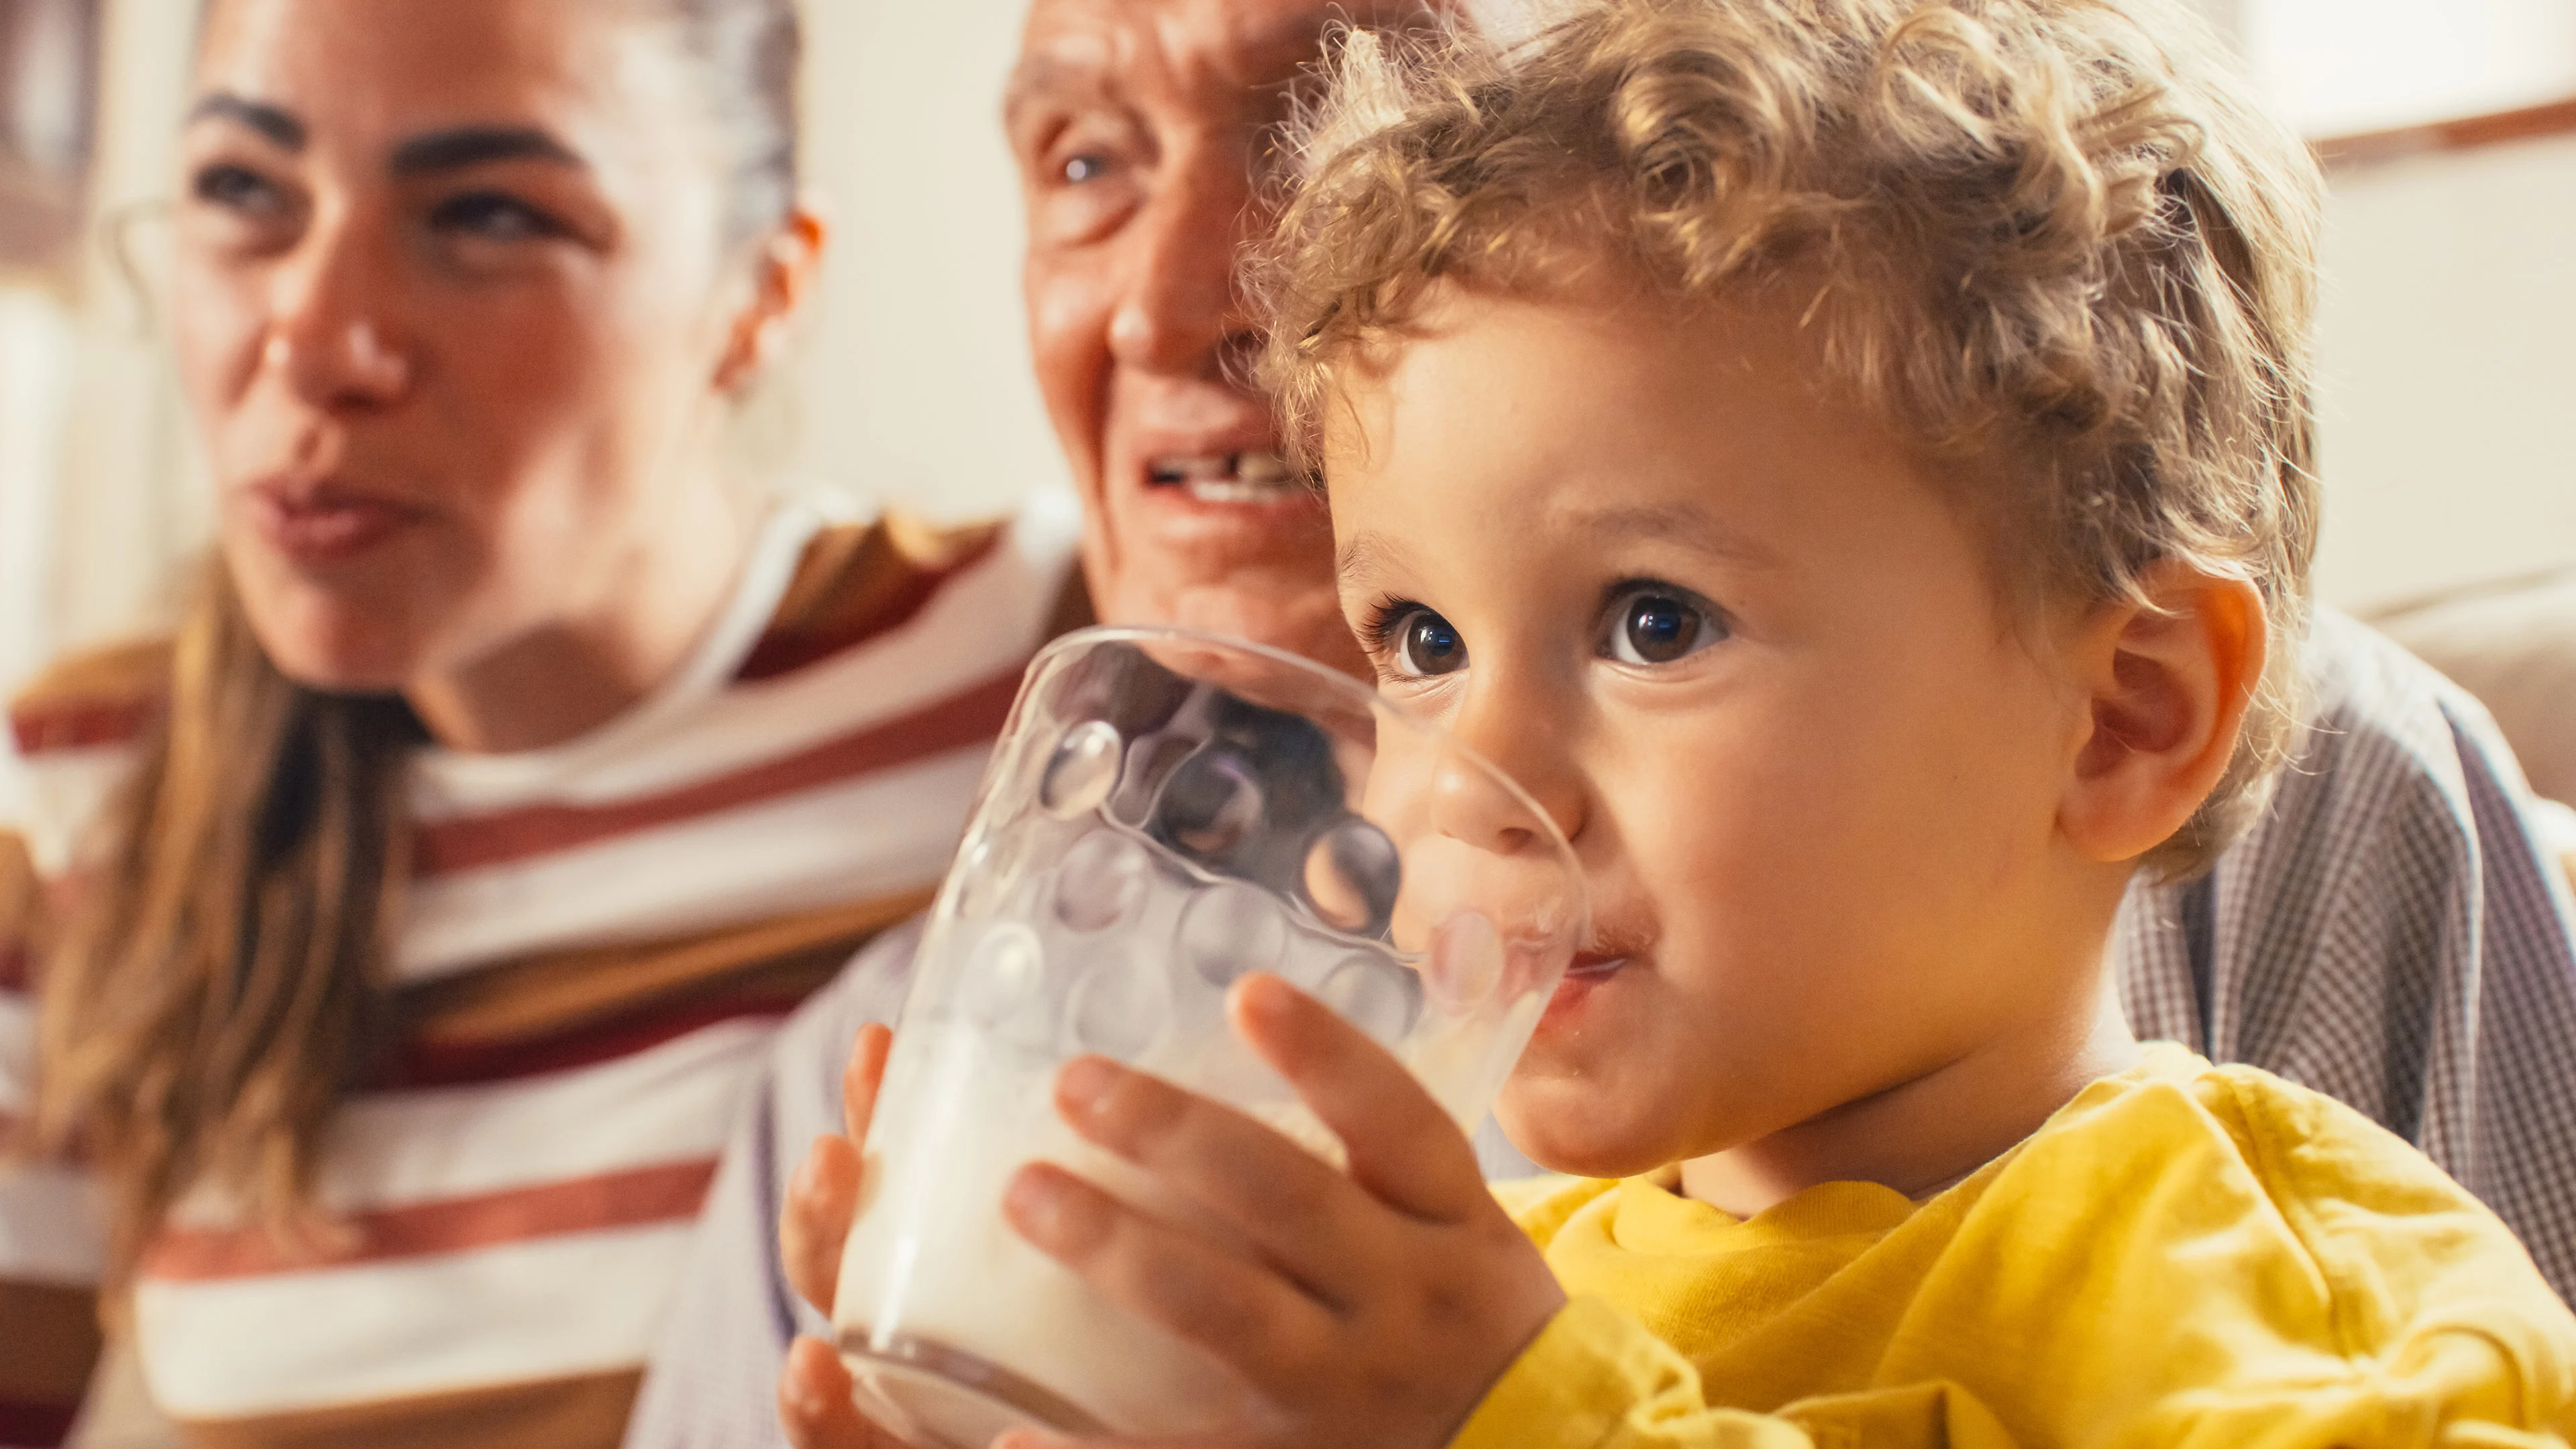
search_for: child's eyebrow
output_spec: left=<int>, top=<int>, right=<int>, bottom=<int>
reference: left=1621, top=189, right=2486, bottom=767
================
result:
left=1335, top=533, right=1403, bottom=589
left=1567, top=503, right=1780, bottom=568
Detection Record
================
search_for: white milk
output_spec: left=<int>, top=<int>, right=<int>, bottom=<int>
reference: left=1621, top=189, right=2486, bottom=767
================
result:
left=834, top=1023, right=1256, bottom=1446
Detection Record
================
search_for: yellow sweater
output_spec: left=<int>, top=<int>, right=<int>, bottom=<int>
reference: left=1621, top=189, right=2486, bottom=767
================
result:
left=1458, top=1046, right=2576, bottom=1448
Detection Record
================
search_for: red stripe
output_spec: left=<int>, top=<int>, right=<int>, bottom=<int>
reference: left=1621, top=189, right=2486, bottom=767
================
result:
left=0, top=1399, right=80, bottom=1448
left=0, top=943, right=26, bottom=994
left=9, top=698, right=154, bottom=756
left=413, top=668, right=1022, bottom=879
left=140, top=1159, right=718, bottom=1283
left=379, top=993, right=798, bottom=1091
left=736, top=531, right=1004, bottom=683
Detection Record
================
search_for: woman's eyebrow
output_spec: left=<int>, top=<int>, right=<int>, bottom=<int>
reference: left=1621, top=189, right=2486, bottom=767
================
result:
left=389, top=126, right=586, bottom=176
left=187, top=93, right=305, bottom=150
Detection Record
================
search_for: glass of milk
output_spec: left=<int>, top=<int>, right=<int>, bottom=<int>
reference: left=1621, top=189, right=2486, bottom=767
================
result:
left=832, top=627, right=1588, bottom=1448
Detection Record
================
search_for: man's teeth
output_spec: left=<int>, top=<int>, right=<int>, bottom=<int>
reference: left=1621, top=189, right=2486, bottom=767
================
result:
left=1146, top=451, right=1303, bottom=503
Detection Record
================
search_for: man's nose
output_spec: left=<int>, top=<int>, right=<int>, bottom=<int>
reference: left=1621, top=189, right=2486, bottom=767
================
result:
left=261, top=212, right=415, bottom=409
left=1106, top=163, right=1257, bottom=378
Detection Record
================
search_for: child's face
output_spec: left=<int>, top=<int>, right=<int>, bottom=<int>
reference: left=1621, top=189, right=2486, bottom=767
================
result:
left=1325, top=285, right=2129, bottom=1181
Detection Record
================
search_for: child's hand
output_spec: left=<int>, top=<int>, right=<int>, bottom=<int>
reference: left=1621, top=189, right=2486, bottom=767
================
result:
left=996, top=971, right=1566, bottom=1449
left=776, top=1024, right=912, bottom=1449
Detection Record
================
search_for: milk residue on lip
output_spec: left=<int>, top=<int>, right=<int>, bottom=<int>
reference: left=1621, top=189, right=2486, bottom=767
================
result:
left=835, top=1023, right=1254, bottom=1438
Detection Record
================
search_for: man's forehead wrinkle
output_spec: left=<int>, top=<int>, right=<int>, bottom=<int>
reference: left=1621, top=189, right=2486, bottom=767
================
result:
left=1004, top=16, right=1124, bottom=123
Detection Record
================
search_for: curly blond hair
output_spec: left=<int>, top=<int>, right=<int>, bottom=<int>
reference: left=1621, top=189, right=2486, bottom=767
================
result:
left=1260, top=0, right=2322, bottom=877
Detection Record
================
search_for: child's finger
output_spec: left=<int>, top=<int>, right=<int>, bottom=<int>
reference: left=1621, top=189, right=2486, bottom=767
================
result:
left=1228, top=973, right=1490, bottom=1222
left=780, top=1334, right=882, bottom=1448
left=1051, top=1054, right=1380, bottom=1307
left=841, top=1022, right=894, bottom=1140
left=782, top=1134, right=862, bottom=1316
left=1002, top=1159, right=1336, bottom=1398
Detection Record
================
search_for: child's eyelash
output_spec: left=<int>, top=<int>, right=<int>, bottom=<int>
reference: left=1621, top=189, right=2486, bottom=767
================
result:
left=1357, top=596, right=1425, bottom=655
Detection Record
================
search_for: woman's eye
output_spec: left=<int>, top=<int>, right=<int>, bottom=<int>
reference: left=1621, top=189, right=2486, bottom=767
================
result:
left=1604, top=588, right=1722, bottom=666
left=1393, top=608, right=1468, bottom=678
left=429, top=192, right=562, bottom=242
left=1061, top=152, right=1112, bottom=184
left=193, top=164, right=286, bottom=217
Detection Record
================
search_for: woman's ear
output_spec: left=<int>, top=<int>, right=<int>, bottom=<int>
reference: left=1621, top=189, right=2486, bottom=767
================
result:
left=2057, top=561, right=2267, bottom=865
left=714, top=196, right=830, bottom=394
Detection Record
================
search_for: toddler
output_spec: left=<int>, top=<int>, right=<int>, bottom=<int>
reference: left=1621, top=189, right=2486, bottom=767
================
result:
left=810, top=1, right=2576, bottom=1444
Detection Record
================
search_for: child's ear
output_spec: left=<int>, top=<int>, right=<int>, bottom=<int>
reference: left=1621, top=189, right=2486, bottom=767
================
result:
left=2057, top=561, right=2267, bottom=865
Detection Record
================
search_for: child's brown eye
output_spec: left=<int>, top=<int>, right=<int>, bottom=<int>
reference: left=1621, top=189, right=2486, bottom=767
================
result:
left=1394, top=608, right=1468, bottom=678
left=1605, top=588, right=1720, bottom=666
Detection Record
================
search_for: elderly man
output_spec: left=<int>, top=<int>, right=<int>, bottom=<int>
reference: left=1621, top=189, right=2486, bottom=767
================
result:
left=623, top=2, right=2576, bottom=1444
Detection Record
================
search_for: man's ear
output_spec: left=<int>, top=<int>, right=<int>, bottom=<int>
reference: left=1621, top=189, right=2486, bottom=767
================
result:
left=2058, top=561, right=2267, bottom=864
left=714, top=197, right=830, bottom=394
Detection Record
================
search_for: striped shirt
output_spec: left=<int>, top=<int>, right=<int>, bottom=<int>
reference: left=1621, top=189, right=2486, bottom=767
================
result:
left=621, top=608, right=2576, bottom=1448
left=0, top=489, right=1083, bottom=1449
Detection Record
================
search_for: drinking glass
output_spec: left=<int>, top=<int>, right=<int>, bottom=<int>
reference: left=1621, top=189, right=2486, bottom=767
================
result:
left=832, top=627, right=1587, bottom=1447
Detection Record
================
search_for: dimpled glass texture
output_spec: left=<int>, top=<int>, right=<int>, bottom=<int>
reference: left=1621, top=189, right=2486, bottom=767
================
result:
left=833, top=629, right=1587, bottom=1449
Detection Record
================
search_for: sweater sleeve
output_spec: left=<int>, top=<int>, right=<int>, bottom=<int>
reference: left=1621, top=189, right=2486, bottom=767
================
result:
left=0, top=827, right=105, bottom=1449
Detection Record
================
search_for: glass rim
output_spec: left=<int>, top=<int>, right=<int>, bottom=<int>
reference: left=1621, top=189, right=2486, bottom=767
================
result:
left=1026, top=623, right=1591, bottom=942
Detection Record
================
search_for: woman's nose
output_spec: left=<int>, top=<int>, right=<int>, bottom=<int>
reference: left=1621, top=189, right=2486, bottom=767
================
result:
left=262, top=320, right=411, bottom=406
left=262, top=221, right=414, bottom=408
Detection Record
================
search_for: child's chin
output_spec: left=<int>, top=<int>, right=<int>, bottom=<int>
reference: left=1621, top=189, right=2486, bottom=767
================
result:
left=1495, top=1079, right=1683, bottom=1181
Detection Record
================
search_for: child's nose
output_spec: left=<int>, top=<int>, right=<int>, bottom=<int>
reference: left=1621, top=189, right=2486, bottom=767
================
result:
left=1427, top=731, right=1585, bottom=861
left=1437, top=685, right=1588, bottom=854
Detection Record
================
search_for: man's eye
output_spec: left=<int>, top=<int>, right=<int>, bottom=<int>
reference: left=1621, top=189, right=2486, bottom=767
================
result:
left=1393, top=608, right=1468, bottom=678
left=1061, top=152, right=1112, bottom=184
left=429, top=192, right=563, bottom=241
left=1603, top=587, right=1723, bottom=666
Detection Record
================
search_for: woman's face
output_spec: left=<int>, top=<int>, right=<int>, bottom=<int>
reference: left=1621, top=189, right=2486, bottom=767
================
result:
left=179, top=0, right=767, bottom=690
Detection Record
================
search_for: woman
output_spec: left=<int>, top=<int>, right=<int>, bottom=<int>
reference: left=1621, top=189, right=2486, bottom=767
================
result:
left=0, top=0, right=1077, bottom=1444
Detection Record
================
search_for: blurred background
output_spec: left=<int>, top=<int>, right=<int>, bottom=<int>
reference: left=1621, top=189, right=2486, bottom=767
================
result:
left=2, top=0, right=2573, bottom=696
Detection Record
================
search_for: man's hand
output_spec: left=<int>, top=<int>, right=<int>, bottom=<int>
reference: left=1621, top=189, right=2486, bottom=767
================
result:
left=777, top=1024, right=910, bottom=1448
left=991, top=972, right=1565, bottom=1449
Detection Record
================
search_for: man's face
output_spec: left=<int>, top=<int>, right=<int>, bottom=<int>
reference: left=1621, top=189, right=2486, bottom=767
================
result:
left=1008, top=0, right=1444, bottom=672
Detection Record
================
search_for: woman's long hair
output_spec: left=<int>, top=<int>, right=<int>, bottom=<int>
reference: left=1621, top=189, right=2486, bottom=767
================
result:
left=32, top=0, right=804, bottom=1281
left=35, top=567, right=415, bottom=1274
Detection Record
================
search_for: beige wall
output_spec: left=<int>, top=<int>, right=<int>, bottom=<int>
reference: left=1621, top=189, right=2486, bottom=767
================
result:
left=2310, top=132, right=2576, bottom=610
left=780, top=0, right=1063, bottom=522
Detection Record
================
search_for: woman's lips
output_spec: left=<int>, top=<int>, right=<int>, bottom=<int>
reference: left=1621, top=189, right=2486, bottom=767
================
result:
left=248, top=484, right=425, bottom=562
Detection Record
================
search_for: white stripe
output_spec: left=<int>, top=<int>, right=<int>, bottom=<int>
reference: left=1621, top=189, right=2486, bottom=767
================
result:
left=0, top=1161, right=105, bottom=1286
left=135, top=1221, right=696, bottom=1418
left=409, top=492, right=1074, bottom=818
left=397, top=747, right=987, bottom=979
left=191, top=1016, right=777, bottom=1220
left=13, top=742, right=132, bottom=877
